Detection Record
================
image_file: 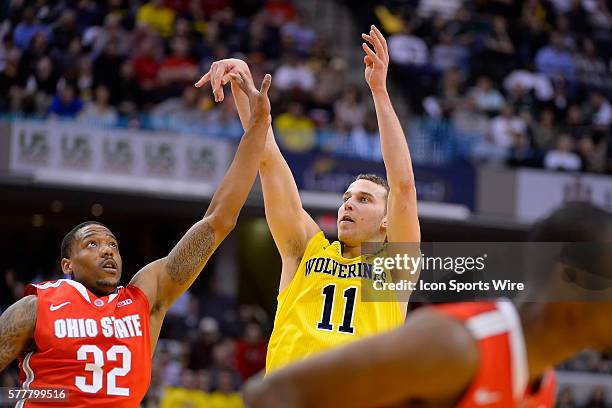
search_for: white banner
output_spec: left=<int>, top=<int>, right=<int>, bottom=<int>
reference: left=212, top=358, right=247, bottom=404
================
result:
left=9, top=121, right=232, bottom=198
left=516, top=169, right=612, bottom=222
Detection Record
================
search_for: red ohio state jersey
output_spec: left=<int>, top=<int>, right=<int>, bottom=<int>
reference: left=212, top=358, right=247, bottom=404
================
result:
left=18, top=279, right=152, bottom=408
left=435, top=301, right=556, bottom=408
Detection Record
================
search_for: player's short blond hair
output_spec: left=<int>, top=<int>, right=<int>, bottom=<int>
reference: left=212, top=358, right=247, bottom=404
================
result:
left=355, top=174, right=389, bottom=200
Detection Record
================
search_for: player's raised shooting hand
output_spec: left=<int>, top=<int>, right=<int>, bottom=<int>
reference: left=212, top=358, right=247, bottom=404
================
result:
left=194, top=58, right=250, bottom=102
left=362, top=25, right=389, bottom=93
left=230, top=70, right=272, bottom=127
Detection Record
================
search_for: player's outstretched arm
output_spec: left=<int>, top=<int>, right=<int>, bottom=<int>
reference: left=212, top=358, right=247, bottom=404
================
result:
left=131, top=72, right=272, bottom=312
left=243, top=309, right=477, bottom=408
left=362, top=25, right=420, bottom=244
left=195, top=60, right=320, bottom=293
left=0, top=295, right=37, bottom=371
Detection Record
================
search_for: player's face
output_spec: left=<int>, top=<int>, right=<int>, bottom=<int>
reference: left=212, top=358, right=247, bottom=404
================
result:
left=338, top=179, right=388, bottom=247
left=62, top=225, right=123, bottom=296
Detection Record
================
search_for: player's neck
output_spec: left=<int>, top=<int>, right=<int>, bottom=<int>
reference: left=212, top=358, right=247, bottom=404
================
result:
left=519, top=302, right=611, bottom=382
left=342, top=243, right=362, bottom=259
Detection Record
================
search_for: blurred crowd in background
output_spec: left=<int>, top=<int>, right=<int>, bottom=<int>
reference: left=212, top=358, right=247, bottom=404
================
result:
left=375, top=0, right=612, bottom=171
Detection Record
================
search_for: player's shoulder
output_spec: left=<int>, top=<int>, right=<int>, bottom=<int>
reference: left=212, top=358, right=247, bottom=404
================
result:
left=303, top=230, right=330, bottom=254
left=123, top=284, right=151, bottom=310
left=26, top=279, right=91, bottom=303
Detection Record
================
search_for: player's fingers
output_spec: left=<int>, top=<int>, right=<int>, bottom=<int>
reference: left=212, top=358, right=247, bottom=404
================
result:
left=372, top=25, right=389, bottom=56
left=260, top=73, right=272, bottom=95
left=361, top=33, right=376, bottom=48
left=210, top=63, right=222, bottom=101
left=231, top=71, right=252, bottom=96
left=364, top=55, right=373, bottom=66
left=221, top=73, right=233, bottom=86
left=229, top=72, right=243, bottom=88
left=369, top=28, right=384, bottom=57
left=362, top=43, right=380, bottom=64
left=238, top=70, right=258, bottom=94
left=194, top=72, right=210, bottom=88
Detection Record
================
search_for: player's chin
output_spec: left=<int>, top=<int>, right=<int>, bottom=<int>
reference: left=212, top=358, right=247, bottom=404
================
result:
left=96, top=277, right=120, bottom=292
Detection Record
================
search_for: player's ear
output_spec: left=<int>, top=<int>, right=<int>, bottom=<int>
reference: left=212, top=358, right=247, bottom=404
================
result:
left=61, top=258, right=73, bottom=277
left=380, top=215, right=388, bottom=231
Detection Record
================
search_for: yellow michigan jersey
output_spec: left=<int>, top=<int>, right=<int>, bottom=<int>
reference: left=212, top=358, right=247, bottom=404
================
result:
left=266, top=231, right=404, bottom=372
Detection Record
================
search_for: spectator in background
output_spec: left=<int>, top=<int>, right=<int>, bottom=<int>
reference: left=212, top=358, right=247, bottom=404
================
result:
left=347, top=111, right=382, bottom=161
left=388, top=22, right=428, bottom=68
left=281, top=13, right=316, bottom=56
left=490, top=104, right=527, bottom=150
left=158, top=36, right=198, bottom=98
left=151, top=86, right=205, bottom=132
left=93, top=41, right=125, bottom=103
left=19, top=32, right=50, bottom=81
left=12, top=7, right=49, bottom=51
left=531, top=108, right=557, bottom=150
left=115, top=60, right=143, bottom=111
left=578, top=135, right=606, bottom=172
left=132, top=35, right=162, bottom=99
left=265, top=0, right=296, bottom=26
left=418, top=0, right=464, bottom=20
left=274, top=52, right=315, bottom=92
left=76, top=56, right=94, bottom=101
left=50, top=9, right=79, bottom=52
left=589, top=91, right=612, bottom=128
left=188, top=317, right=220, bottom=371
left=88, top=14, right=129, bottom=59
left=274, top=101, right=316, bottom=152
left=544, top=133, right=582, bottom=171
left=22, top=56, right=57, bottom=115
left=334, top=86, right=367, bottom=130
left=48, top=84, right=83, bottom=118
left=431, top=29, right=468, bottom=73
left=77, top=84, right=118, bottom=127
left=210, top=370, right=243, bottom=408
left=0, top=48, right=22, bottom=113
left=556, top=15, right=577, bottom=51
left=535, top=32, right=576, bottom=81
left=468, top=75, right=505, bottom=116
left=480, top=16, right=515, bottom=82
left=423, top=68, right=465, bottom=119
left=235, top=322, right=267, bottom=381
left=137, top=0, right=176, bottom=38
left=159, top=369, right=211, bottom=408
left=575, top=38, right=608, bottom=90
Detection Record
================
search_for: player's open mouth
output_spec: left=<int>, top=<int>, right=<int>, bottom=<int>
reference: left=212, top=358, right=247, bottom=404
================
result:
left=340, top=215, right=354, bottom=223
left=101, top=258, right=118, bottom=272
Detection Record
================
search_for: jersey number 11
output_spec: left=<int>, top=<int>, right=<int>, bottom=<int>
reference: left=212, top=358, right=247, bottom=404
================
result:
left=317, top=284, right=357, bottom=334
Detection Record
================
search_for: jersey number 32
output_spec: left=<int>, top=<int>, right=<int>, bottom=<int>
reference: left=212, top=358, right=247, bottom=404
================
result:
left=76, top=345, right=131, bottom=396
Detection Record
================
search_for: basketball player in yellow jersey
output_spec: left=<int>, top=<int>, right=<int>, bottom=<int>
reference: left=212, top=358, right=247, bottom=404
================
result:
left=195, top=25, right=420, bottom=372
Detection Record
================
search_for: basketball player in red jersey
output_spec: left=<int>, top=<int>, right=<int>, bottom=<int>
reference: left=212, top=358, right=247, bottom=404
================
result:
left=243, top=203, right=612, bottom=408
left=0, top=71, right=272, bottom=407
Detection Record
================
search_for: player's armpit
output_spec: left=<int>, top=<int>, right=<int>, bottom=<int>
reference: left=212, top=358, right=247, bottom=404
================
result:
left=244, top=309, right=478, bottom=408
left=0, top=295, right=37, bottom=371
